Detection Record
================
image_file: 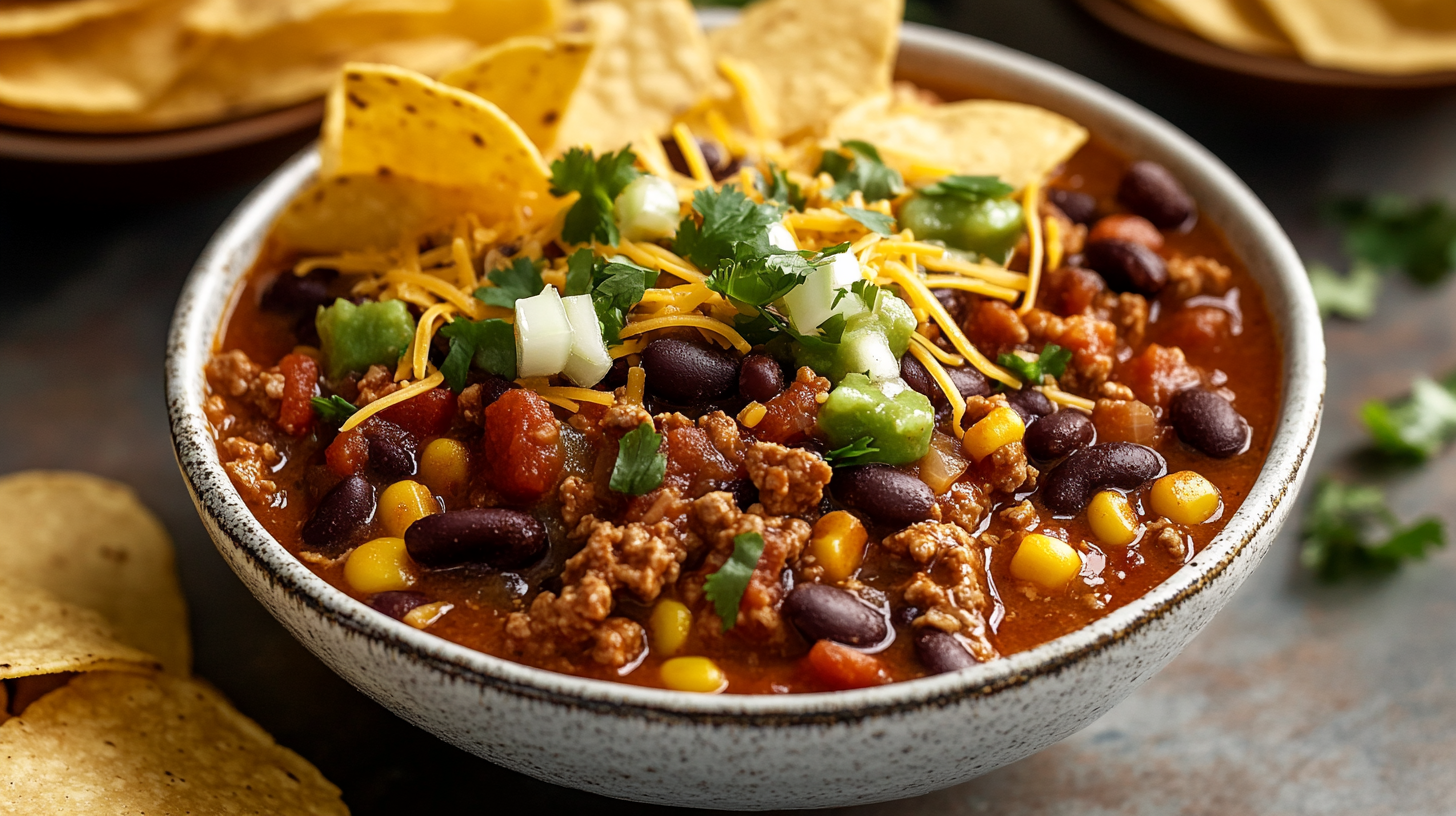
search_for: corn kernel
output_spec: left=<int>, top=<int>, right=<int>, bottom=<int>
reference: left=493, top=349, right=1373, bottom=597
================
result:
left=1150, top=471, right=1221, bottom=525
left=403, top=601, right=453, bottom=629
left=962, top=406, right=1025, bottom=460
left=378, top=480, right=441, bottom=538
left=660, top=656, right=727, bottom=693
left=626, top=365, right=646, bottom=405
left=809, top=510, right=869, bottom=583
left=344, top=537, right=417, bottom=594
left=1087, top=490, right=1140, bottom=547
left=418, top=439, right=470, bottom=496
left=738, top=401, right=768, bottom=428
left=651, top=600, right=693, bottom=657
left=1010, top=533, right=1082, bottom=590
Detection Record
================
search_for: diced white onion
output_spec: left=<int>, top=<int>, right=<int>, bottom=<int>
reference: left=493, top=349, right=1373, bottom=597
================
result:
left=839, top=331, right=900, bottom=381
left=767, top=223, right=798, bottom=252
left=515, top=286, right=573, bottom=378
left=779, top=251, right=866, bottom=335
left=615, top=175, right=681, bottom=241
left=561, top=294, right=612, bottom=387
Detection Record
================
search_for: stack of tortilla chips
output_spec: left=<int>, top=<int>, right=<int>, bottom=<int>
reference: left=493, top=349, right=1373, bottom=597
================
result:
left=0, top=0, right=558, bottom=133
left=0, top=472, right=348, bottom=814
left=1124, top=0, right=1456, bottom=75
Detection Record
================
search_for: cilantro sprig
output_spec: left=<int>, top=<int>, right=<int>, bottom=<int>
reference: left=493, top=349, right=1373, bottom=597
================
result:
left=824, top=437, right=879, bottom=466
left=550, top=147, right=640, bottom=246
left=818, top=140, right=904, bottom=202
left=675, top=185, right=782, bottom=271
left=474, top=257, right=546, bottom=309
left=703, top=531, right=767, bottom=630
left=609, top=421, right=667, bottom=496
left=1360, top=373, right=1456, bottom=462
left=438, top=317, right=516, bottom=391
left=310, top=395, right=358, bottom=425
left=1326, top=195, right=1456, bottom=285
left=1308, top=260, right=1379, bottom=320
left=919, top=174, right=1014, bottom=201
left=997, top=344, right=1072, bottom=385
left=842, top=206, right=895, bottom=236
left=758, top=163, right=804, bottom=210
left=1300, top=478, right=1447, bottom=582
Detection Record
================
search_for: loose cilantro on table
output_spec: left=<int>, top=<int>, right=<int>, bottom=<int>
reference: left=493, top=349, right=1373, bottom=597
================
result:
left=1300, top=478, right=1447, bottom=582
left=919, top=174, right=1015, bottom=201
left=703, top=531, right=767, bottom=631
left=609, top=421, right=667, bottom=496
left=824, top=436, right=879, bottom=466
left=310, top=395, right=358, bottom=425
left=1360, top=374, right=1456, bottom=461
left=842, top=206, right=896, bottom=236
left=438, top=317, right=516, bottom=390
left=818, top=140, right=904, bottom=202
left=758, top=163, right=805, bottom=210
left=1308, top=260, right=1379, bottom=320
left=550, top=147, right=641, bottom=246
left=675, top=185, right=783, bottom=271
left=474, top=257, right=546, bottom=309
left=997, top=344, right=1072, bottom=385
left=1326, top=195, right=1456, bottom=285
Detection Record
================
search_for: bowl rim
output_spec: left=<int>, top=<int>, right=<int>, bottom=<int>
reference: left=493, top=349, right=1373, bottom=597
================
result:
left=166, top=20, right=1324, bottom=725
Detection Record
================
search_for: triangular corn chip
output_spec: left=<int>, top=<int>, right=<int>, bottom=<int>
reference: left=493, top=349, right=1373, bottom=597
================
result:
left=272, top=173, right=485, bottom=254
left=1260, top=0, right=1456, bottom=74
left=0, top=580, right=158, bottom=681
left=440, top=34, right=594, bottom=151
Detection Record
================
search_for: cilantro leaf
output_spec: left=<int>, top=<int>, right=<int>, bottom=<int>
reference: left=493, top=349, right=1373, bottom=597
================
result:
left=1299, top=478, right=1447, bottom=582
left=997, top=344, right=1072, bottom=385
left=842, top=206, right=895, bottom=236
left=1326, top=194, right=1456, bottom=285
left=550, top=147, right=641, bottom=246
left=675, top=185, right=782, bottom=270
left=310, top=395, right=358, bottom=425
left=1308, top=260, right=1380, bottom=320
left=817, top=140, right=904, bottom=202
left=475, top=257, right=545, bottom=309
left=438, top=317, right=516, bottom=390
left=705, top=239, right=809, bottom=307
left=592, top=260, right=657, bottom=345
left=824, top=436, right=879, bottom=466
left=702, top=531, right=766, bottom=630
left=609, top=421, right=666, bottom=496
left=920, top=174, right=1015, bottom=201
left=564, top=248, right=595, bottom=297
left=758, top=163, right=804, bottom=209
left=1360, top=375, right=1456, bottom=461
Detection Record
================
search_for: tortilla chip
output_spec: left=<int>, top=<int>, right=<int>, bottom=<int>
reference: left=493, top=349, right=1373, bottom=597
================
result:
left=829, top=95, right=1089, bottom=190
left=0, top=671, right=348, bottom=815
left=1259, top=0, right=1456, bottom=74
left=272, top=173, right=486, bottom=253
left=551, top=0, right=715, bottom=154
left=1136, top=0, right=1294, bottom=55
left=0, top=472, right=189, bottom=676
left=0, top=0, right=159, bottom=39
left=439, top=34, right=594, bottom=151
left=0, top=580, right=157, bottom=681
left=708, top=0, right=902, bottom=140
left=182, top=0, right=452, bottom=38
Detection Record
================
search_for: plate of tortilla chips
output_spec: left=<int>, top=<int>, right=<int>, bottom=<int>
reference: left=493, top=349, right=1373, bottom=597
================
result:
left=1078, top=0, right=1456, bottom=87
left=0, top=471, right=351, bottom=814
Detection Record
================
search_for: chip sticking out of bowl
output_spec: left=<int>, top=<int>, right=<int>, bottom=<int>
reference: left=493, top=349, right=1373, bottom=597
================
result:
left=439, top=33, right=595, bottom=152
left=0, top=579, right=159, bottom=681
left=1126, top=0, right=1294, bottom=56
left=0, top=472, right=190, bottom=675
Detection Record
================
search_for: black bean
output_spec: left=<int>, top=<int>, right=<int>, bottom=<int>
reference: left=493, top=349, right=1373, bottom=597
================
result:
left=948, top=365, right=991, bottom=400
left=473, top=374, right=516, bottom=411
left=604, top=357, right=632, bottom=389
left=362, top=419, right=418, bottom=480
left=900, top=353, right=937, bottom=402
left=832, top=465, right=935, bottom=528
left=1118, top=160, right=1197, bottom=230
left=301, top=476, right=376, bottom=553
left=931, top=288, right=970, bottom=323
left=404, top=509, right=547, bottom=569
left=1048, top=188, right=1098, bottom=225
left=1005, top=388, right=1054, bottom=425
left=1024, top=409, right=1095, bottom=462
left=914, top=629, right=978, bottom=675
left=641, top=338, right=741, bottom=405
left=783, top=584, right=888, bottom=647
left=369, top=590, right=431, bottom=621
left=661, top=137, right=737, bottom=180
left=1040, top=442, right=1166, bottom=515
left=1170, top=389, right=1250, bottom=458
left=727, top=478, right=760, bottom=511
left=738, top=354, right=785, bottom=403
left=261, top=268, right=336, bottom=313
left=1085, top=240, right=1168, bottom=296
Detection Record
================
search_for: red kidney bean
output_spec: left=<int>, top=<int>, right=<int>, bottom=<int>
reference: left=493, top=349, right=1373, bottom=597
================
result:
left=1024, top=409, right=1095, bottom=462
left=1089, top=213, right=1163, bottom=251
left=833, top=465, right=935, bottom=528
left=900, top=353, right=937, bottom=402
left=261, top=268, right=336, bottom=313
left=404, top=508, right=547, bottom=569
left=1005, top=388, right=1054, bottom=425
left=369, top=590, right=431, bottom=620
left=1118, top=161, right=1196, bottom=230
left=914, top=629, right=978, bottom=675
left=301, top=475, right=376, bottom=553
left=1047, top=188, right=1098, bottom=224
left=739, top=354, right=785, bottom=402
left=362, top=419, right=418, bottom=480
left=1041, top=442, right=1166, bottom=515
left=1085, top=239, right=1168, bottom=296
left=784, top=584, right=888, bottom=647
left=641, top=338, right=740, bottom=405
left=1170, top=389, right=1250, bottom=458
left=948, top=365, right=991, bottom=400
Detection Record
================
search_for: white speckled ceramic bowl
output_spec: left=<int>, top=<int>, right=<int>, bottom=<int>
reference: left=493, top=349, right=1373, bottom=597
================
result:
left=167, top=18, right=1325, bottom=810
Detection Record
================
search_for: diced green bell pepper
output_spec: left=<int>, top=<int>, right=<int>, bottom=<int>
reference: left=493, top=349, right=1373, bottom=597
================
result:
left=316, top=298, right=416, bottom=379
left=899, top=193, right=1024, bottom=262
left=817, top=373, right=934, bottom=465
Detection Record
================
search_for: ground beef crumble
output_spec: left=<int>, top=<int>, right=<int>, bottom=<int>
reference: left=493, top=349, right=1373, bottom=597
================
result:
left=745, top=441, right=832, bottom=517
left=355, top=364, right=398, bottom=406
left=881, top=522, right=999, bottom=662
left=1166, top=255, right=1232, bottom=299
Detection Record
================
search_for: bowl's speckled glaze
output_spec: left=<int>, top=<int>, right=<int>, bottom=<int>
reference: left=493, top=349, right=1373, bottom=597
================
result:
left=166, top=18, right=1324, bottom=810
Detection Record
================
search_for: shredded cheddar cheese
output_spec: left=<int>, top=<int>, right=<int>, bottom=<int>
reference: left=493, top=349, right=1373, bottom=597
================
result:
left=909, top=330, right=966, bottom=366
left=619, top=314, right=752, bottom=354
left=909, top=342, right=967, bottom=439
left=880, top=260, right=1019, bottom=388
left=340, top=370, right=446, bottom=433
left=672, top=122, right=713, bottom=184
left=610, top=339, right=647, bottom=359
left=716, top=56, right=770, bottom=144
left=626, top=365, right=646, bottom=404
left=920, top=253, right=1028, bottom=290
left=1018, top=180, right=1043, bottom=316
left=1045, top=215, right=1063, bottom=275
left=618, top=240, right=705, bottom=283
left=384, top=271, right=481, bottom=318
left=412, top=303, right=457, bottom=380
left=526, top=385, right=615, bottom=408
left=1042, top=386, right=1095, bottom=412
left=919, top=274, right=1022, bottom=302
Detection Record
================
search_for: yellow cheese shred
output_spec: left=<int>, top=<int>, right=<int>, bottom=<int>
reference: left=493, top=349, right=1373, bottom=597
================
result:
left=919, top=274, right=1022, bottom=303
left=1042, top=386, right=1096, bottom=412
left=618, top=314, right=752, bottom=354
left=910, top=330, right=965, bottom=366
left=1044, top=215, right=1064, bottom=275
left=920, top=254, right=1028, bottom=291
left=618, top=240, right=705, bottom=284
left=533, top=386, right=616, bottom=407
left=384, top=271, right=481, bottom=318
left=717, top=56, right=771, bottom=144
left=626, top=365, right=646, bottom=404
left=909, top=342, right=967, bottom=440
left=537, top=395, right=580, bottom=412
left=635, top=130, right=676, bottom=178
left=412, top=303, right=457, bottom=380
left=1018, top=180, right=1044, bottom=316
left=451, top=236, right=475, bottom=292
left=786, top=209, right=861, bottom=233
left=880, top=260, right=1019, bottom=388
left=340, top=370, right=446, bottom=433
left=610, top=339, right=647, bottom=359
left=672, top=123, right=713, bottom=184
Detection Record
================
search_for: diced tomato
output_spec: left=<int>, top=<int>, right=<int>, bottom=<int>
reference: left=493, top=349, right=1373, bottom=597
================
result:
left=1120, top=343, right=1201, bottom=411
left=325, top=429, right=369, bottom=476
left=483, top=389, right=563, bottom=503
left=805, top=640, right=890, bottom=691
left=752, top=369, right=828, bottom=445
left=663, top=426, right=741, bottom=496
left=379, top=387, right=457, bottom=439
left=277, top=353, right=320, bottom=436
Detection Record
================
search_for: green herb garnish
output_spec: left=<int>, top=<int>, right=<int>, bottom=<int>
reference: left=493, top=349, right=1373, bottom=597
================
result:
left=1326, top=194, right=1456, bottom=285
left=609, top=421, right=667, bottom=496
left=1308, top=260, right=1379, bottom=320
left=310, top=395, right=358, bottom=425
left=824, top=436, right=879, bottom=466
left=591, top=259, right=658, bottom=345
left=438, top=317, right=516, bottom=390
left=1360, top=374, right=1456, bottom=461
left=1300, top=478, right=1447, bottom=582
left=818, top=140, right=904, bottom=202
left=997, top=344, right=1072, bottom=385
left=758, top=163, right=805, bottom=210
left=703, top=531, right=767, bottom=630
left=842, top=206, right=896, bottom=236
left=564, top=248, right=595, bottom=296
left=474, top=257, right=546, bottom=309
left=675, top=185, right=783, bottom=271
left=550, top=147, right=641, bottom=246
left=919, top=174, right=1014, bottom=201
